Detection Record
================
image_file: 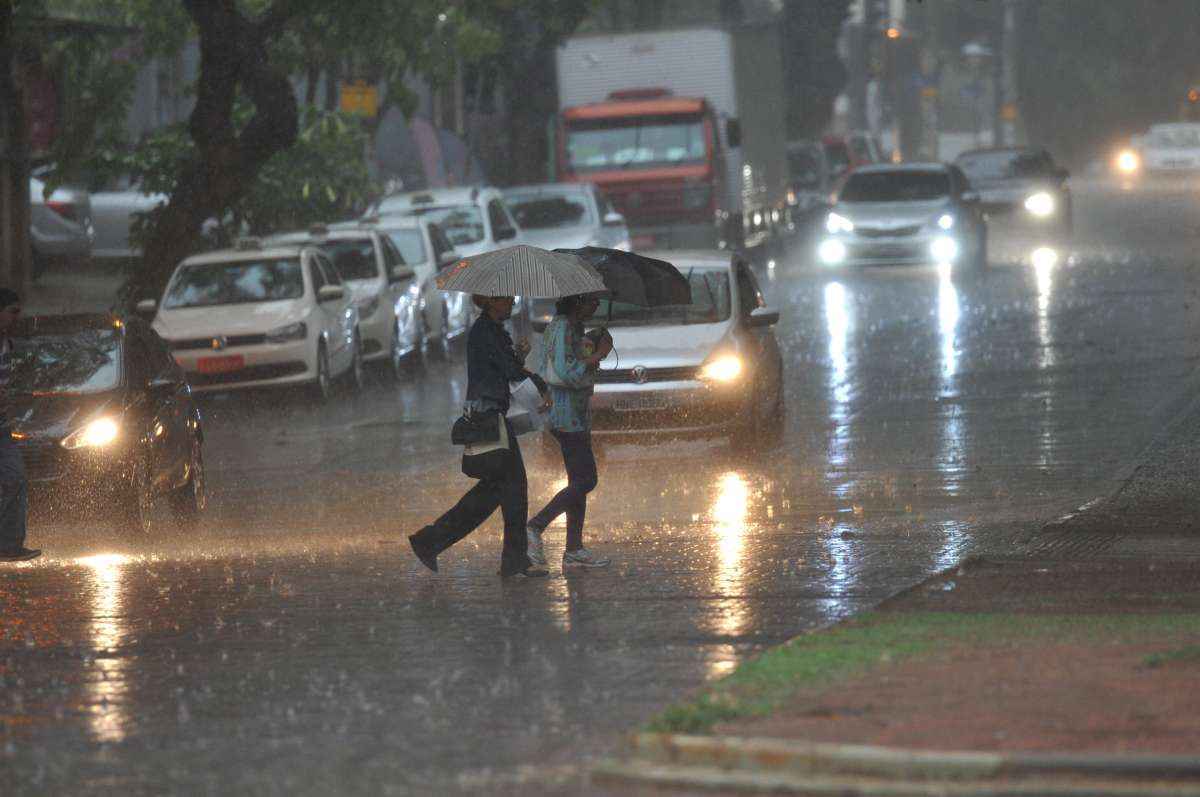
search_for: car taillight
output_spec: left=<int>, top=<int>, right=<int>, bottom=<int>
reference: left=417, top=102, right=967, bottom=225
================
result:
left=45, top=200, right=78, bottom=222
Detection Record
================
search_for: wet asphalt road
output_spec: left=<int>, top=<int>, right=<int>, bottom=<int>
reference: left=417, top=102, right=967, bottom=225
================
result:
left=5, top=179, right=1200, bottom=794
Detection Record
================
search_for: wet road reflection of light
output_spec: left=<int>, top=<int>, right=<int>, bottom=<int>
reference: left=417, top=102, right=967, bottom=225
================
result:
left=823, top=282, right=852, bottom=478
left=706, top=472, right=750, bottom=677
left=76, top=553, right=133, bottom=744
left=937, top=270, right=965, bottom=495
left=937, top=269, right=960, bottom=386
left=1032, top=247, right=1057, bottom=372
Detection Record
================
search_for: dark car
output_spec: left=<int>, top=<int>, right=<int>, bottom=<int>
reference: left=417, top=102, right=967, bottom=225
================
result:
left=954, top=147, right=1072, bottom=232
left=10, top=314, right=206, bottom=532
left=786, top=140, right=833, bottom=227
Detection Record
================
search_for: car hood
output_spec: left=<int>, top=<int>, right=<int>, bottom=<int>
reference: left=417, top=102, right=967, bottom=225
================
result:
left=835, top=199, right=950, bottom=228
left=10, top=392, right=121, bottom=442
left=153, top=299, right=307, bottom=338
left=602, top=320, right=733, bottom=370
left=518, top=227, right=597, bottom=251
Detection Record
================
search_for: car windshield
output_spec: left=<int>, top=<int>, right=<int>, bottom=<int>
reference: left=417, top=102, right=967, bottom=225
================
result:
left=957, top=151, right=1051, bottom=180
left=10, top=329, right=121, bottom=395
left=163, top=258, right=305, bottom=309
left=506, top=192, right=593, bottom=229
left=392, top=205, right=485, bottom=246
left=1149, top=127, right=1200, bottom=148
left=840, top=171, right=950, bottom=202
left=315, top=239, right=378, bottom=280
left=598, top=269, right=731, bottom=326
left=788, top=148, right=823, bottom=188
left=565, top=115, right=707, bottom=172
left=385, top=229, right=427, bottom=264
left=824, top=141, right=851, bottom=174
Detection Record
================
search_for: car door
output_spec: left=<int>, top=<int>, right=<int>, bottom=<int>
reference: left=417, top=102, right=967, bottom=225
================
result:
left=380, top=236, right=417, bottom=340
left=430, top=224, right=465, bottom=335
left=139, top=322, right=195, bottom=488
left=318, top=252, right=357, bottom=371
left=734, top=260, right=780, bottom=406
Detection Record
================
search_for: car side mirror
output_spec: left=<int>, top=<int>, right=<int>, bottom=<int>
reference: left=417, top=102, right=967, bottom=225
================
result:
left=136, top=298, right=157, bottom=315
left=438, top=251, right=459, bottom=267
left=317, top=284, right=345, bottom=302
left=389, top=265, right=415, bottom=283
left=495, top=227, right=518, bottom=242
left=602, top=210, right=626, bottom=227
left=748, top=307, right=779, bottom=327
left=961, top=190, right=980, bottom=204
left=725, top=118, right=742, bottom=148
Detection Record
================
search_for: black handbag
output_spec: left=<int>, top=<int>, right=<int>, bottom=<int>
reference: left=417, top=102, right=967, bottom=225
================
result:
left=451, top=409, right=501, bottom=445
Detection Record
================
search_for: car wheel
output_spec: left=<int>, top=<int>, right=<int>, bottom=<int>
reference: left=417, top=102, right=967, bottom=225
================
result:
left=310, top=341, right=333, bottom=402
left=169, top=436, right=207, bottom=526
left=121, top=453, right=155, bottom=534
left=344, top=331, right=365, bottom=393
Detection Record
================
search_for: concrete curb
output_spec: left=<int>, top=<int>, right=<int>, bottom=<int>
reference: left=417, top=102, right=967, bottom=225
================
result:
left=590, top=733, right=1200, bottom=794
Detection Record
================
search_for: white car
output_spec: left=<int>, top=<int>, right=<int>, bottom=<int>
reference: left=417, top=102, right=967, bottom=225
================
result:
left=1138, top=123, right=1200, bottom=176
left=343, top=214, right=464, bottom=346
left=502, top=182, right=631, bottom=252
left=370, top=186, right=524, bottom=334
left=142, top=239, right=362, bottom=399
left=268, top=225, right=425, bottom=374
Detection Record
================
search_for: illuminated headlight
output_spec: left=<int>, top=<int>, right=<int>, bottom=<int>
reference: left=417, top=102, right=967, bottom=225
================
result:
left=1023, top=191, right=1055, bottom=217
left=699, top=354, right=744, bottom=383
left=937, top=213, right=955, bottom=230
left=825, top=212, right=855, bottom=234
left=265, top=321, right=307, bottom=343
left=61, top=417, right=119, bottom=450
left=930, top=236, right=959, bottom=262
left=1116, top=149, right=1140, bottom=174
left=357, top=296, right=381, bottom=320
left=818, top=239, right=847, bottom=265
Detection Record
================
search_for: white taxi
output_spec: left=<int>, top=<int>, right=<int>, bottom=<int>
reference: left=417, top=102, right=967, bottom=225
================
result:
left=140, top=239, right=361, bottom=400
left=269, top=224, right=422, bottom=375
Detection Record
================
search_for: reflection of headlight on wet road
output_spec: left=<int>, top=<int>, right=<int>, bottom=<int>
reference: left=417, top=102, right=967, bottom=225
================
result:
left=700, top=355, right=744, bottom=383
left=825, top=212, right=855, bottom=234
left=62, top=417, right=120, bottom=449
left=930, top=236, right=959, bottom=262
left=1115, top=150, right=1140, bottom=174
left=1031, top=246, right=1059, bottom=269
left=818, top=239, right=847, bottom=265
left=1024, top=192, right=1055, bottom=217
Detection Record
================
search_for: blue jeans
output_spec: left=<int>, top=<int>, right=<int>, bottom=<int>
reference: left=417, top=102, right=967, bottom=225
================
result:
left=0, top=434, right=28, bottom=553
left=528, top=430, right=598, bottom=551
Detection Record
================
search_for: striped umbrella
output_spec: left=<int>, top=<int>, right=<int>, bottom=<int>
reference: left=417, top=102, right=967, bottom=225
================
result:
left=435, top=244, right=607, bottom=298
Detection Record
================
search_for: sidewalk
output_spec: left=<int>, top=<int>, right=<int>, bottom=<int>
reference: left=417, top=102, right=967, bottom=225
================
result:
left=24, top=263, right=124, bottom=315
left=593, top=388, right=1200, bottom=793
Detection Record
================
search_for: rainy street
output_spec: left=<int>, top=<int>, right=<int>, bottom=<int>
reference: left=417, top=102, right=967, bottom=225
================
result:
left=5, top=178, right=1200, bottom=794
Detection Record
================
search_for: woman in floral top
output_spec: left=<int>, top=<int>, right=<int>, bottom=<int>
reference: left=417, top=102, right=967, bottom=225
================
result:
left=527, top=294, right=613, bottom=569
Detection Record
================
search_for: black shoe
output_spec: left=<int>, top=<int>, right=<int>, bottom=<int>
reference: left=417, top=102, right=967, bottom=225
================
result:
left=502, top=564, right=549, bottom=579
left=0, top=547, right=41, bottom=562
left=408, top=533, right=438, bottom=573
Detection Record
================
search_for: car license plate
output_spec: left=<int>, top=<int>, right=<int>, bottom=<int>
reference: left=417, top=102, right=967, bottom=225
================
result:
left=615, top=394, right=669, bottom=411
left=197, top=355, right=245, bottom=374
left=632, top=234, right=656, bottom=249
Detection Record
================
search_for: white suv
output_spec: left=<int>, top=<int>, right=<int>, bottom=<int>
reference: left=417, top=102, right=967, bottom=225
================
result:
left=269, top=225, right=420, bottom=376
left=370, top=186, right=524, bottom=334
left=142, top=239, right=362, bottom=400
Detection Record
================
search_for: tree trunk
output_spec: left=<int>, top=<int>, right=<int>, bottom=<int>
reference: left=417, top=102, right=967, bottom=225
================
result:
left=127, top=0, right=299, bottom=305
left=0, top=4, right=32, bottom=295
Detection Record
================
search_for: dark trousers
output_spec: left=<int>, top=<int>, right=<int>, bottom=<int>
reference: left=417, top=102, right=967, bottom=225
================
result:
left=0, top=434, right=28, bottom=553
left=413, top=422, right=531, bottom=576
left=528, top=430, right=598, bottom=551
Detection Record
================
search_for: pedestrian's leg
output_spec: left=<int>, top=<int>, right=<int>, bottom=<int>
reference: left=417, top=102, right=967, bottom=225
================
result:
left=498, top=433, right=532, bottom=576
left=0, top=438, right=28, bottom=554
left=527, top=430, right=574, bottom=531
left=413, top=478, right=502, bottom=556
left=561, top=432, right=598, bottom=552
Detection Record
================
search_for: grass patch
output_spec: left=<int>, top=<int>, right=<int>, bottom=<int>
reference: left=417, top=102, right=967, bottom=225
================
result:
left=1144, top=644, right=1200, bottom=668
left=647, top=612, right=1200, bottom=734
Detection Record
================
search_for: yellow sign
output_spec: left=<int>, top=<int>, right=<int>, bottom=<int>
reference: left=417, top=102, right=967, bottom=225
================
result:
left=1001, top=102, right=1018, bottom=122
left=339, top=81, right=379, bottom=118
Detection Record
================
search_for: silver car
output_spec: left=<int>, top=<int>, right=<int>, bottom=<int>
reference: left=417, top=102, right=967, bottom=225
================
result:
left=29, top=175, right=94, bottom=277
left=88, top=175, right=167, bottom=261
left=816, top=163, right=987, bottom=272
left=502, top=182, right=630, bottom=252
left=563, top=250, right=782, bottom=447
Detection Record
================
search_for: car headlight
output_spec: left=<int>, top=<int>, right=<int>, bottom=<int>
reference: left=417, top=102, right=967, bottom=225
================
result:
left=1024, top=191, right=1055, bottom=217
left=265, top=321, right=307, bottom=343
left=825, top=212, right=854, bottom=234
left=699, top=354, right=744, bottom=383
left=937, top=213, right=955, bottom=230
left=61, top=417, right=120, bottom=450
left=1115, top=149, right=1140, bottom=174
left=818, top=238, right=847, bottom=265
left=357, top=295, right=381, bottom=320
left=930, top=236, right=959, bottom=262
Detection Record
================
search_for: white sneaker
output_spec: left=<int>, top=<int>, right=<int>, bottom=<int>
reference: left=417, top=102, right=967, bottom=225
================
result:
left=562, top=547, right=611, bottom=569
left=527, top=526, right=546, bottom=566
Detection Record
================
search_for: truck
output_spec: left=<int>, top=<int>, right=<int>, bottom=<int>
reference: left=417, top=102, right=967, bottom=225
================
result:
left=552, top=25, right=789, bottom=252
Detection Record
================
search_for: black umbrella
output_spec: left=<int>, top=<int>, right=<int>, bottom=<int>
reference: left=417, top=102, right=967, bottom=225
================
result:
left=554, top=247, right=692, bottom=307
